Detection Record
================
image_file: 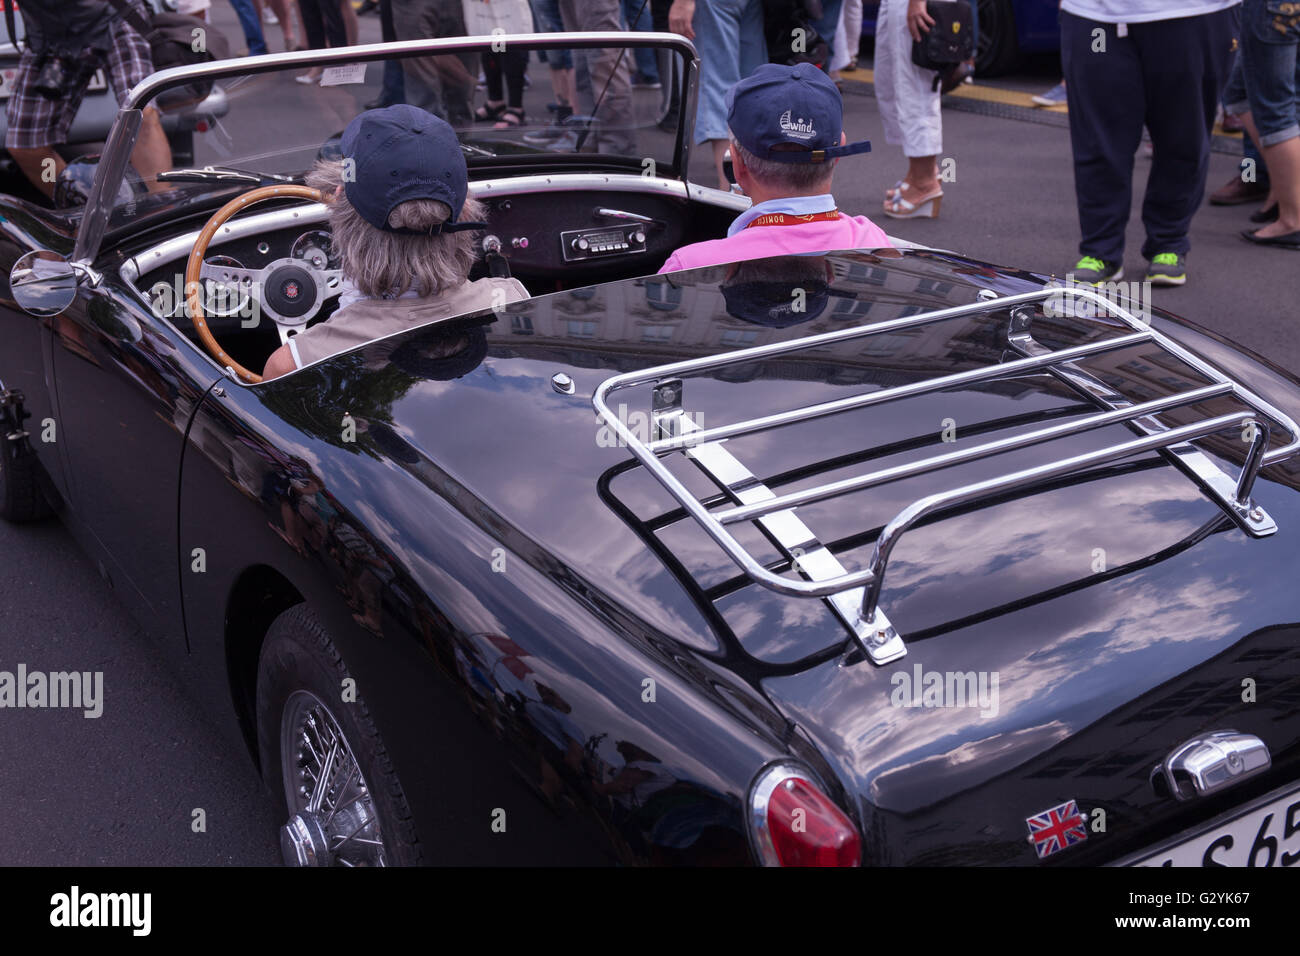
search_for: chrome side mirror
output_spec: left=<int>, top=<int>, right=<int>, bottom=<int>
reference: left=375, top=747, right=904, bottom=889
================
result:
left=10, top=250, right=78, bottom=317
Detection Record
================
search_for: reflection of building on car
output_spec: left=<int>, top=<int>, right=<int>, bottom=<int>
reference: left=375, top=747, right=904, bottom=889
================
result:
left=3, top=33, right=1300, bottom=870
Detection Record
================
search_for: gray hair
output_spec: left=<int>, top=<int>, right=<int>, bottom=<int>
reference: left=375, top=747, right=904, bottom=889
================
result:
left=728, top=131, right=836, bottom=194
left=306, top=158, right=485, bottom=298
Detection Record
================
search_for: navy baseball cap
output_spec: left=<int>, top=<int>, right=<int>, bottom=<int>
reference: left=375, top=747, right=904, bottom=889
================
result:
left=726, top=63, right=871, bottom=164
left=340, top=105, right=486, bottom=234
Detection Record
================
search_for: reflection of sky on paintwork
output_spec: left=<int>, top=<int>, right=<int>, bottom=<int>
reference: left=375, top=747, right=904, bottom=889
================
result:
left=374, top=357, right=741, bottom=644
left=764, top=532, right=1296, bottom=812
left=298, top=342, right=1299, bottom=674
left=875, top=470, right=1224, bottom=631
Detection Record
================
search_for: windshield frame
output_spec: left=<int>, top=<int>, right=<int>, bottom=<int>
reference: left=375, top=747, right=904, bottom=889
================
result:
left=73, top=31, right=700, bottom=270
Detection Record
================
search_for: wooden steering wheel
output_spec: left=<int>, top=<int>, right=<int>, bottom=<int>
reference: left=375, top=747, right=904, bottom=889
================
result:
left=185, top=184, right=343, bottom=383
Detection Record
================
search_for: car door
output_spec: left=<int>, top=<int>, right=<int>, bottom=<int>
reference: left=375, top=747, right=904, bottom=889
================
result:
left=46, top=261, right=223, bottom=646
left=0, top=215, right=72, bottom=507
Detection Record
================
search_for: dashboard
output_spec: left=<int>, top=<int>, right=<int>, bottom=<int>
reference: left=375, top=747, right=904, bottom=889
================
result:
left=139, top=227, right=342, bottom=326
left=121, top=175, right=745, bottom=362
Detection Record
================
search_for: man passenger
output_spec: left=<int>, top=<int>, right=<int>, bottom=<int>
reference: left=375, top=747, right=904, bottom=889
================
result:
left=659, top=62, right=891, bottom=274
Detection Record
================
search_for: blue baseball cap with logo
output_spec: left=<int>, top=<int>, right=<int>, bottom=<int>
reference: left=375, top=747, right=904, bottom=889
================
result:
left=726, top=62, right=871, bottom=164
left=340, top=105, right=486, bottom=234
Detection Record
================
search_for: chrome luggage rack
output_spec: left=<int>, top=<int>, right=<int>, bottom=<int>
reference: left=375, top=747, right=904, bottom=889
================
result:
left=592, top=287, right=1300, bottom=665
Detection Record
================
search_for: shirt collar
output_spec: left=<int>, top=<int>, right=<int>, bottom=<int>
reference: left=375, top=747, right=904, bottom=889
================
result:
left=727, top=193, right=837, bottom=237
left=336, top=276, right=425, bottom=309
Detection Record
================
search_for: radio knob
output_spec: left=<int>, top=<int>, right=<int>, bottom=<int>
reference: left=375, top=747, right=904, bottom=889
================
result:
left=632, top=230, right=646, bottom=244
left=575, top=237, right=590, bottom=251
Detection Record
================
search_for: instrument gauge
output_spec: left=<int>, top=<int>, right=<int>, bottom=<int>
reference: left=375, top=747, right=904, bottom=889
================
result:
left=201, top=255, right=253, bottom=318
left=147, top=279, right=183, bottom=319
left=291, top=230, right=339, bottom=271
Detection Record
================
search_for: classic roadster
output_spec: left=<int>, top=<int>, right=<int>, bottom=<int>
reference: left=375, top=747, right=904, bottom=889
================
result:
left=2, top=35, right=1299, bottom=867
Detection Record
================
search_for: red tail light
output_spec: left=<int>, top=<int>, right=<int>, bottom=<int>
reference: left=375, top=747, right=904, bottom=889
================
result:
left=748, top=764, right=861, bottom=867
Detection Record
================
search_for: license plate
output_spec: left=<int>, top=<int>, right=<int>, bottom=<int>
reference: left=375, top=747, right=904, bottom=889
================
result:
left=1126, top=781, right=1300, bottom=867
left=0, top=67, right=108, bottom=99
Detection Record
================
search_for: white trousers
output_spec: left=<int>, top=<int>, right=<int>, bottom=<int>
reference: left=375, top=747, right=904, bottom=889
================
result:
left=831, top=0, right=863, bottom=72
left=874, top=0, right=943, bottom=158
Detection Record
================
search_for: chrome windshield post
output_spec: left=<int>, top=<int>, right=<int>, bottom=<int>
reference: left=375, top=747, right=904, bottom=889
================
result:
left=72, top=107, right=142, bottom=269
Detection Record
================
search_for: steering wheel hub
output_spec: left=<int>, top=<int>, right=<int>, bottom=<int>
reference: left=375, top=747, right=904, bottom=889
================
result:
left=264, top=264, right=317, bottom=319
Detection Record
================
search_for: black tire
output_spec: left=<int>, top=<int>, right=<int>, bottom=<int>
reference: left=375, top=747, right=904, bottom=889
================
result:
left=975, top=0, right=1021, bottom=78
left=256, top=604, right=423, bottom=866
left=0, top=436, right=52, bottom=522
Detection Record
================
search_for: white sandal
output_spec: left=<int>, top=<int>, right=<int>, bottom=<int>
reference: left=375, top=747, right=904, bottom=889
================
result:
left=882, top=186, right=943, bottom=219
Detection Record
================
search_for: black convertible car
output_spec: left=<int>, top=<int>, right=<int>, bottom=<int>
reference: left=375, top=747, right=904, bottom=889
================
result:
left=2, top=35, right=1299, bottom=867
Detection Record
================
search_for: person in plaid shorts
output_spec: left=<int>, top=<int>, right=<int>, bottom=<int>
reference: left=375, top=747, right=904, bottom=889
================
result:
left=7, top=0, right=171, bottom=199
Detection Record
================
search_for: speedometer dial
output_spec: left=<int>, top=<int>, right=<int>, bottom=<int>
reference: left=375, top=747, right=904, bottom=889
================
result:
left=202, top=255, right=253, bottom=318
left=291, top=230, right=339, bottom=271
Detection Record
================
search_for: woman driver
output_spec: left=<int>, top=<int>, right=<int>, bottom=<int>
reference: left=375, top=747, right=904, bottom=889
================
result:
left=262, top=105, right=528, bottom=379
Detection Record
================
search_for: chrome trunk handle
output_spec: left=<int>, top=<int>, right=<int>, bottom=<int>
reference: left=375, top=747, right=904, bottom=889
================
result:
left=1158, top=731, right=1271, bottom=801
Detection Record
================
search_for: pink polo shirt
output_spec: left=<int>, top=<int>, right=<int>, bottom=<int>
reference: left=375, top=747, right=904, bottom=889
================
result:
left=658, top=208, right=893, bottom=275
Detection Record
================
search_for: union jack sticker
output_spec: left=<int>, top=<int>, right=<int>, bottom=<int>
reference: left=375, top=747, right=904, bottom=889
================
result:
left=1025, top=799, right=1088, bottom=859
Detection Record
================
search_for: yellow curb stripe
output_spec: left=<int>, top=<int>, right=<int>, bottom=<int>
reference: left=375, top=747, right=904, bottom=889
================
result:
left=845, top=67, right=1064, bottom=110
left=842, top=66, right=1245, bottom=141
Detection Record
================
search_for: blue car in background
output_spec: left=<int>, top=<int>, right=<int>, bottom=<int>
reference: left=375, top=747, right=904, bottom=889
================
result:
left=861, top=0, right=1060, bottom=77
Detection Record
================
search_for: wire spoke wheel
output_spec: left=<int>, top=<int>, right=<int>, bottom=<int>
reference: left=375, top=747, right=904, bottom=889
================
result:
left=279, top=690, right=386, bottom=866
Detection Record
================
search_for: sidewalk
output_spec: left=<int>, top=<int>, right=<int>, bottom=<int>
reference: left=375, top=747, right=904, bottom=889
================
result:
left=840, top=65, right=1249, bottom=156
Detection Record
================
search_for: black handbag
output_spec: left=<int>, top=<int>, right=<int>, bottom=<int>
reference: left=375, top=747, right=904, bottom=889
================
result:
left=911, top=0, right=974, bottom=90
left=106, top=0, right=230, bottom=104
left=763, top=0, right=830, bottom=69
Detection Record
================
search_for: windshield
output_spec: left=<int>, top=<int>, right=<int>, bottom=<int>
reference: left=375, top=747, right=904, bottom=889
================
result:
left=98, top=34, right=695, bottom=233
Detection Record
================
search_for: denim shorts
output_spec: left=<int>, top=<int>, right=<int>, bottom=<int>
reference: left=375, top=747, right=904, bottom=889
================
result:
left=1241, top=0, right=1300, bottom=145
left=530, top=0, right=573, bottom=69
left=692, top=0, right=768, bottom=143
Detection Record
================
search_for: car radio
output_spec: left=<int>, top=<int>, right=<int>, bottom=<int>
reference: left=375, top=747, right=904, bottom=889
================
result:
left=560, top=224, right=648, bottom=262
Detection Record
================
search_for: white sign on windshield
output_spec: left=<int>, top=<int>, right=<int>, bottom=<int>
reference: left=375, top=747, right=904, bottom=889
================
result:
left=319, top=64, right=368, bottom=87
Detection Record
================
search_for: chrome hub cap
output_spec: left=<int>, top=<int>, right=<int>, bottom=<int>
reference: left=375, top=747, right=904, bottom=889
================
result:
left=279, top=690, right=386, bottom=866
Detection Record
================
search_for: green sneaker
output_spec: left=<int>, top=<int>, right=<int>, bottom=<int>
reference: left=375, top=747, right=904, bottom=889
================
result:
left=1068, top=255, right=1123, bottom=285
left=1146, top=252, right=1186, bottom=286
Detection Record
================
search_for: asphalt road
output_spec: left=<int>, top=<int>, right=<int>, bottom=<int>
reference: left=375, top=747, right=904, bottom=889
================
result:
left=0, top=521, right=281, bottom=864
left=0, top=11, right=1295, bottom=866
